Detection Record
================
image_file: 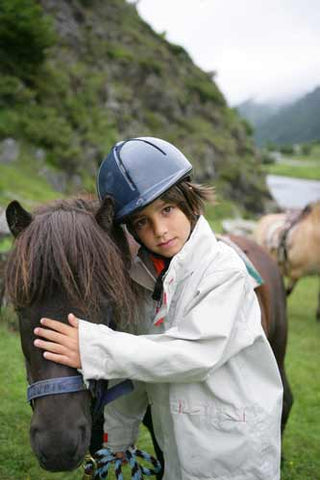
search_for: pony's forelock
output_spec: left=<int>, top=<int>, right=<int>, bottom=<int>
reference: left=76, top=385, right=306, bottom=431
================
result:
left=5, top=198, right=136, bottom=326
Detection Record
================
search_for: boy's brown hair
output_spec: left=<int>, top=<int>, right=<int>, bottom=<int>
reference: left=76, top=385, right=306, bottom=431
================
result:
left=127, top=180, right=215, bottom=231
left=160, top=180, right=215, bottom=227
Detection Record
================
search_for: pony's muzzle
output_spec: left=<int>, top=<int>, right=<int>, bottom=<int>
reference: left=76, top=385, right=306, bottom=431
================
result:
left=29, top=394, right=92, bottom=471
left=30, top=420, right=91, bottom=471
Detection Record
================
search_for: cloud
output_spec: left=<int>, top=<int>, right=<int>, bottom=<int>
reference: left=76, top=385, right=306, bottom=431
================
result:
left=131, top=0, right=320, bottom=104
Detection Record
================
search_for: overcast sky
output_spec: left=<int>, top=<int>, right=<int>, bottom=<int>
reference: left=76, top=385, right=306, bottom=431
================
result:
left=129, top=0, right=320, bottom=106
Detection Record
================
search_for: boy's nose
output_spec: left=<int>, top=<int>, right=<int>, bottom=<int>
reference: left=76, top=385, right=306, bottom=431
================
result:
left=153, top=219, right=168, bottom=237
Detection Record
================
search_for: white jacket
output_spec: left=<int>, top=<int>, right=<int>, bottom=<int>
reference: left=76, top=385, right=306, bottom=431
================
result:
left=79, top=216, right=283, bottom=480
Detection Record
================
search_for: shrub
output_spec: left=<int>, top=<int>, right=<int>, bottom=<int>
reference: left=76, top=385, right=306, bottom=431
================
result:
left=0, top=75, right=34, bottom=106
left=106, top=44, right=133, bottom=62
left=138, top=57, right=163, bottom=76
left=186, top=78, right=225, bottom=105
left=301, top=143, right=312, bottom=155
left=280, top=144, right=294, bottom=155
left=260, top=150, right=276, bottom=165
left=0, top=109, right=20, bottom=138
left=168, top=42, right=190, bottom=60
left=19, top=105, right=72, bottom=150
left=0, top=0, right=56, bottom=82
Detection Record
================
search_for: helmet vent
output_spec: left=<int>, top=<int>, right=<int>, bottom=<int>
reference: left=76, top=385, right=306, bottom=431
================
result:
left=136, top=138, right=167, bottom=156
left=114, top=144, right=137, bottom=191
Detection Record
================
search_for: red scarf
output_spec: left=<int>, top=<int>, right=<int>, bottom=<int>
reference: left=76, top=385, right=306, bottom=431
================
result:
left=149, top=254, right=171, bottom=301
left=150, top=255, right=166, bottom=276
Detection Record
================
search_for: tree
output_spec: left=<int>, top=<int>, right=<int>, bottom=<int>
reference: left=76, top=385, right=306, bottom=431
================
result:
left=0, top=0, right=55, bottom=82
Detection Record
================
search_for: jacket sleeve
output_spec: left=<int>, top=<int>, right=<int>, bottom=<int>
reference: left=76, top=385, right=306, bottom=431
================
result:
left=79, top=269, right=262, bottom=383
left=103, top=380, right=148, bottom=452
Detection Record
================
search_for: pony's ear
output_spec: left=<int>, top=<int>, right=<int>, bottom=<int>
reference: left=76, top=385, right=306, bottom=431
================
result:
left=6, top=200, right=33, bottom=237
left=95, top=196, right=115, bottom=232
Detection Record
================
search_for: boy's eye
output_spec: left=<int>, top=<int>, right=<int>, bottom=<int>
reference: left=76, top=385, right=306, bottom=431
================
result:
left=163, top=205, right=174, bottom=214
left=133, top=218, right=147, bottom=230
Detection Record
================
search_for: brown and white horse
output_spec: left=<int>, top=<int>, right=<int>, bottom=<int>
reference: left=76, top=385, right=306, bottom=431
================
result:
left=254, top=201, right=320, bottom=320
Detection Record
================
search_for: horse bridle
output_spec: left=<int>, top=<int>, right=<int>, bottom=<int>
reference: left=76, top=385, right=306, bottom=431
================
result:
left=27, top=310, right=134, bottom=416
left=27, top=375, right=134, bottom=419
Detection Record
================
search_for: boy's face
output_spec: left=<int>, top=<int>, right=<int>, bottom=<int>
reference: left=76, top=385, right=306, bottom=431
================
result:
left=131, top=198, right=191, bottom=258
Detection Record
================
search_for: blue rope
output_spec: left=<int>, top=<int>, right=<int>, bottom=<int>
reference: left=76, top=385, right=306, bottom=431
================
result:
left=93, top=447, right=162, bottom=479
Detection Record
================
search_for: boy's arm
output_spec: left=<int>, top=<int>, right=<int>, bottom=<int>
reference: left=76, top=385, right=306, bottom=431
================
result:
left=103, top=380, right=149, bottom=453
left=78, top=270, right=261, bottom=383
left=34, top=270, right=261, bottom=383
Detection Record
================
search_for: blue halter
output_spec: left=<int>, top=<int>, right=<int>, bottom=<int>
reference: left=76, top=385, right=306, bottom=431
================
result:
left=27, top=375, right=134, bottom=414
left=27, top=375, right=86, bottom=401
left=27, top=311, right=134, bottom=412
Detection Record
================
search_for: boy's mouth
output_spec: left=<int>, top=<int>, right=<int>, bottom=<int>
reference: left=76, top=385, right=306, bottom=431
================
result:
left=157, top=238, right=175, bottom=248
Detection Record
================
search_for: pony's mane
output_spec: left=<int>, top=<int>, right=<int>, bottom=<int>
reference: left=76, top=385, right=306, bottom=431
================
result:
left=5, top=197, right=136, bottom=325
left=309, top=200, right=320, bottom=222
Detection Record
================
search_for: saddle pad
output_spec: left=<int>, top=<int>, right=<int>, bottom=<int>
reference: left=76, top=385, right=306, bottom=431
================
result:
left=217, top=235, right=264, bottom=289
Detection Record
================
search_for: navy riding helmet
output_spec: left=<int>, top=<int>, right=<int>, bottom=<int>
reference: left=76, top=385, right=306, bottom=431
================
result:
left=97, top=137, right=193, bottom=223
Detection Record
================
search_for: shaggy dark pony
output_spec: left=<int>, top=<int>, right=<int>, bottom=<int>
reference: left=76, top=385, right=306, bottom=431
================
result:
left=5, top=197, right=138, bottom=471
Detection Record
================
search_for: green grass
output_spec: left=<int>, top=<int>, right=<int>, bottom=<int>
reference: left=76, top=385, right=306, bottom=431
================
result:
left=297, top=144, right=320, bottom=162
left=280, top=277, right=320, bottom=480
left=0, top=236, right=12, bottom=253
left=263, top=161, right=320, bottom=181
left=262, top=146, right=320, bottom=181
left=0, top=276, right=319, bottom=479
left=0, top=163, right=63, bottom=207
left=206, top=198, right=243, bottom=232
left=204, top=188, right=246, bottom=232
left=0, top=320, right=153, bottom=480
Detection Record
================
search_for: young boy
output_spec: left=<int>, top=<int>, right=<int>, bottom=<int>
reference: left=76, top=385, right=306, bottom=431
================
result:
left=34, top=137, right=283, bottom=480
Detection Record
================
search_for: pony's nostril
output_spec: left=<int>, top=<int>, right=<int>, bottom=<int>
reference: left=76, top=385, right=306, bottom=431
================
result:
left=30, top=424, right=41, bottom=451
left=30, top=426, right=89, bottom=471
left=30, top=424, right=38, bottom=437
left=80, top=423, right=89, bottom=445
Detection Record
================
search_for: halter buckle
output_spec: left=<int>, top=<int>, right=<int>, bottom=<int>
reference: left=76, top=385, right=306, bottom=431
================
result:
left=82, top=453, right=97, bottom=479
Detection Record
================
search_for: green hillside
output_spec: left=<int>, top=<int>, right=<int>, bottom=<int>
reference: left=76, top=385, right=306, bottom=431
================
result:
left=256, top=87, right=320, bottom=146
left=236, top=100, right=280, bottom=128
left=237, top=88, right=320, bottom=147
left=0, top=0, right=268, bottom=213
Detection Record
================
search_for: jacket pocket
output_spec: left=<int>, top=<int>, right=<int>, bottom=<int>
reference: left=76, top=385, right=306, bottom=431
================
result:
left=169, top=401, right=271, bottom=479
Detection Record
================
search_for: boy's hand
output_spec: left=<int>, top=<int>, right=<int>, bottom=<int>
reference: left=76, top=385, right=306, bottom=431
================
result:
left=34, top=313, right=81, bottom=369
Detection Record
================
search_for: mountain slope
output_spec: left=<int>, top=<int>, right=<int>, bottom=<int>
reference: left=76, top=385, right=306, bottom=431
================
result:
left=0, top=0, right=268, bottom=212
left=255, top=87, right=320, bottom=146
left=237, top=88, right=320, bottom=146
left=236, top=100, right=280, bottom=128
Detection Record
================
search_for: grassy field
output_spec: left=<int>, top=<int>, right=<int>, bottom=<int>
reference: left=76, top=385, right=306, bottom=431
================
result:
left=264, top=160, right=320, bottom=181
left=0, top=163, right=63, bottom=207
left=263, top=146, right=320, bottom=181
left=0, top=276, right=319, bottom=479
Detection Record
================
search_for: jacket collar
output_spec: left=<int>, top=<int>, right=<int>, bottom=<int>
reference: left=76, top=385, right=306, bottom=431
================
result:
left=129, top=216, right=218, bottom=292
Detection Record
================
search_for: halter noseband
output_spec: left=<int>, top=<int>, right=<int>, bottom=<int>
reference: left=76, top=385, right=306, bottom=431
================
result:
left=27, top=311, right=133, bottom=413
left=27, top=375, right=134, bottom=417
left=27, top=375, right=86, bottom=402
